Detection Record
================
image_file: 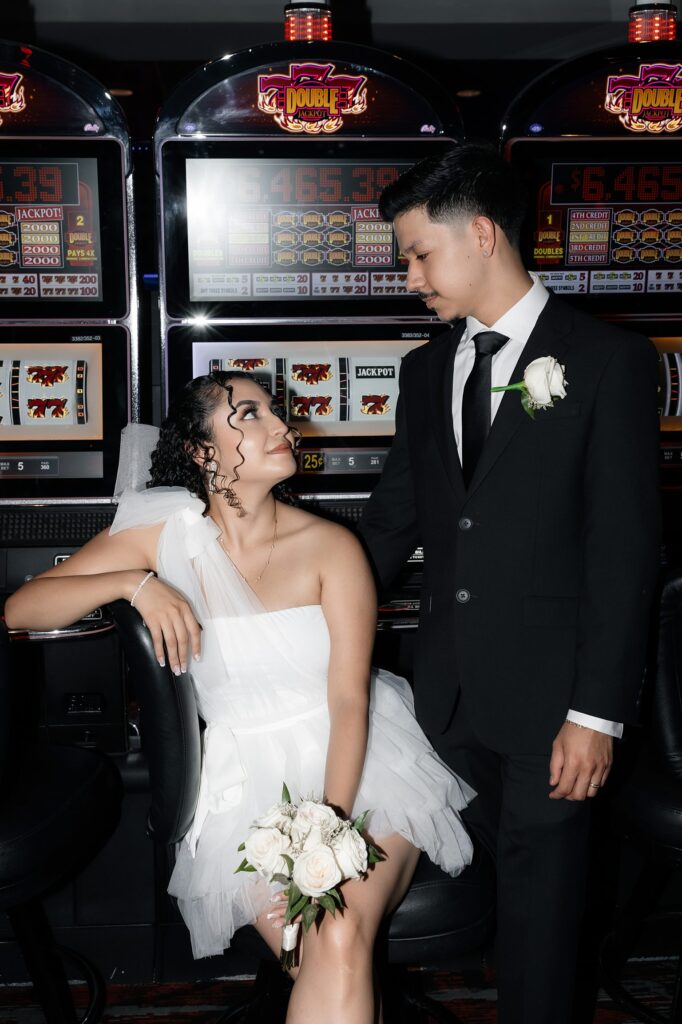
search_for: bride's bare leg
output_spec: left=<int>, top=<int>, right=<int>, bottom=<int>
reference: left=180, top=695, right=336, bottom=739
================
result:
left=285, top=834, right=420, bottom=1024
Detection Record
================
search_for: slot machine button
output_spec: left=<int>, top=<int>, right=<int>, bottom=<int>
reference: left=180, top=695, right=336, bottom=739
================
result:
left=456, top=588, right=471, bottom=604
left=458, top=517, right=473, bottom=531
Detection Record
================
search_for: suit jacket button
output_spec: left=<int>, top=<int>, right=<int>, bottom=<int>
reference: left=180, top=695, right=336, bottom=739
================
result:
left=458, top=517, right=473, bottom=531
left=456, top=588, right=471, bottom=603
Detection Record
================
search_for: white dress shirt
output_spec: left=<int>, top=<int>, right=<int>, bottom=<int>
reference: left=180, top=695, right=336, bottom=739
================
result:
left=452, top=273, right=622, bottom=739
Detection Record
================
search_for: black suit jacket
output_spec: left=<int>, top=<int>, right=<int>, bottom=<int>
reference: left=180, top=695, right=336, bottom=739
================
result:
left=360, top=294, right=661, bottom=754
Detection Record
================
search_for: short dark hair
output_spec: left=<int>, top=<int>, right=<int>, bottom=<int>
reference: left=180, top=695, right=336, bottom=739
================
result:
left=379, top=142, right=528, bottom=249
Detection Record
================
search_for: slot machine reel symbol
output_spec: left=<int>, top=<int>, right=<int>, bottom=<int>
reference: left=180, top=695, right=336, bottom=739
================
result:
left=0, top=229, right=16, bottom=248
left=290, top=363, right=333, bottom=385
left=639, top=246, right=660, bottom=263
left=327, top=211, right=351, bottom=228
left=327, top=250, right=350, bottom=266
left=301, top=211, right=325, bottom=229
left=302, top=249, right=324, bottom=266
left=0, top=210, right=15, bottom=228
left=666, top=227, right=682, bottom=244
left=327, top=229, right=351, bottom=247
left=360, top=395, right=391, bottom=416
left=273, top=211, right=296, bottom=228
left=227, top=358, right=270, bottom=371
left=615, top=209, right=638, bottom=227
left=669, top=210, right=682, bottom=226
left=0, top=250, right=17, bottom=266
left=641, top=209, right=663, bottom=227
left=26, top=365, right=70, bottom=388
left=613, top=227, right=638, bottom=245
left=665, top=246, right=682, bottom=263
left=275, top=249, right=297, bottom=266
left=274, top=229, right=298, bottom=247
left=641, top=227, right=661, bottom=244
left=302, top=230, right=324, bottom=246
left=27, top=397, right=69, bottom=419
left=614, top=247, right=636, bottom=263
left=290, top=395, right=333, bottom=418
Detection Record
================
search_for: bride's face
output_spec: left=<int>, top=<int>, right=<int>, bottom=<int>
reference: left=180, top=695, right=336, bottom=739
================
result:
left=208, top=377, right=296, bottom=487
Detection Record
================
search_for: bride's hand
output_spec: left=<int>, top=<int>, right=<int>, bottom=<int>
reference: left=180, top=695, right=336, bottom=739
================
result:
left=130, top=574, right=202, bottom=675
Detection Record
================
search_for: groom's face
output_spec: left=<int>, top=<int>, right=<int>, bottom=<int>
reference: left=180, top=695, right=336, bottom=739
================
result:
left=393, top=206, right=485, bottom=323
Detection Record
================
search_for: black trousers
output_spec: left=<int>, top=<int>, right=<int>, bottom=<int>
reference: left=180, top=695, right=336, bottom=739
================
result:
left=430, top=699, right=592, bottom=1024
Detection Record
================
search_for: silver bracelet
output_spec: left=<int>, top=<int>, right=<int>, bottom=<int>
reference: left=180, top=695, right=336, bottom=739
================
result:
left=130, top=571, right=155, bottom=608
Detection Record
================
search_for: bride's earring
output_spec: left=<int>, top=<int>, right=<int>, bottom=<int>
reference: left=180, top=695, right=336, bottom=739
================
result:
left=205, top=460, right=218, bottom=494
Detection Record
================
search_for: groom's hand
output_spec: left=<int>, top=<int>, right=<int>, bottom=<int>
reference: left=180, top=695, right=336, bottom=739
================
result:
left=548, top=722, right=613, bottom=801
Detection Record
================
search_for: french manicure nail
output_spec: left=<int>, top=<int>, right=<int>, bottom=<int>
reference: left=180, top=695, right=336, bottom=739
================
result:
left=181, top=664, right=187, bottom=674
left=158, top=659, right=165, bottom=668
left=174, top=666, right=181, bottom=677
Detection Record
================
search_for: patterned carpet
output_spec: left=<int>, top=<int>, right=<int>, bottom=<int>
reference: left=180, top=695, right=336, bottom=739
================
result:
left=0, top=958, right=675, bottom=1023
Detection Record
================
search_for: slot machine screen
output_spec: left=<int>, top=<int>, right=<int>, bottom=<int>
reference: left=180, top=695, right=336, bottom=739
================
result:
left=161, top=138, right=452, bottom=319
left=166, top=322, right=439, bottom=492
left=0, top=140, right=128, bottom=318
left=509, top=139, right=682, bottom=316
left=0, top=326, right=129, bottom=500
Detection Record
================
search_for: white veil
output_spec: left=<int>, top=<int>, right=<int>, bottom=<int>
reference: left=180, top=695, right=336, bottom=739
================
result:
left=114, top=422, right=161, bottom=498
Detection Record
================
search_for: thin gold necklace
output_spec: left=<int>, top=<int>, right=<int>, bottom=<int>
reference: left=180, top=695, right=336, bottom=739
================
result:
left=217, top=507, right=278, bottom=584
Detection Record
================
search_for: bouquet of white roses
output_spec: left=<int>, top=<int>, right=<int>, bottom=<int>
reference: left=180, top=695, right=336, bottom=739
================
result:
left=236, top=783, right=382, bottom=970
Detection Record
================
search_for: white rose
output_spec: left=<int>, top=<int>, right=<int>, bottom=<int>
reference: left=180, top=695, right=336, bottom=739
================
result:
left=331, top=826, right=368, bottom=880
left=293, top=845, right=343, bottom=897
left=255, top=804, right=293, bottom=835
left=302, top=825, right=324, bottom=851
left=291, top=801, right=340, bottom=845
left=244, top=827, right=292, bottom=878
left=523, top=357, right=567, bottom=409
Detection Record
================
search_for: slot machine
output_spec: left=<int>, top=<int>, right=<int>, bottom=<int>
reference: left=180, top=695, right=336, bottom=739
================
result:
left=0, top=40, right=138, bottom=750
left=156, top=0, right=463, bottom=631
left=501, top=0, right=682, bottom=563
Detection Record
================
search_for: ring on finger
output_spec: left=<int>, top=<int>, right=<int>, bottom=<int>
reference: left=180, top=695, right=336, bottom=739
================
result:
left=588, top=782, right=600, bottom=790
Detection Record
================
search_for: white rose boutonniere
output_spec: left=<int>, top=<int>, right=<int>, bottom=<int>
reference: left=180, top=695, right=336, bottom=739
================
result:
left=492, top=356, right=568, bottom=418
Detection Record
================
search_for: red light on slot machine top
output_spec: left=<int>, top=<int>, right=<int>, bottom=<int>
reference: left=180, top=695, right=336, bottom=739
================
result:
left=628, top=1, right=677, bottom=41
left=284, top=1, right=333, bottom=41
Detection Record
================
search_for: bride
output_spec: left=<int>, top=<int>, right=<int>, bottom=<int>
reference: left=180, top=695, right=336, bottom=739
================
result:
left=5, top=370, right=474, bottom=1024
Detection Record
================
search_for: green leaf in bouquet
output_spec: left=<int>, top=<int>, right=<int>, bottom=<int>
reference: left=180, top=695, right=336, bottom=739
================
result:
left=352, top=810, right=369, bottom=833
left=237, top=842, right=246, bottom=852
left=302, top=902, right=321, bottom=933
left=281, top=782, right=292, bottom=804
left=271, top=873, right=290, bottom=886
left=287, top=884, right=302, bottom=907
left=367, top=844, right=384, bottom=865
left=287, top=894, right=308, bottom=922
left=328, top=888, right=344, bottom=907
left=318, top=893, right=337, bottom=917
left=235, top=858, right=256, bottom=874
left=281, top=854, right=294, bottom=875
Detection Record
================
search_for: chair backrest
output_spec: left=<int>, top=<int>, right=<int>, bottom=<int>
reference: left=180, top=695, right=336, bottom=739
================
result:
left=109, top=600, right=201, bottom=845
left=651, top=571, right=682, bottom=782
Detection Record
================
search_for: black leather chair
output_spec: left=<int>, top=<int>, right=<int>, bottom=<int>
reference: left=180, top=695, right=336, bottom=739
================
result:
left=599, top=571, right=682, bottom=1024
left=110, top=599, right=495, bottom=1024
left=0, top=620, right=124, bottom=1023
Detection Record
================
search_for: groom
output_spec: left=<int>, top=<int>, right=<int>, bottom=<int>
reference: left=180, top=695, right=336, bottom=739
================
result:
left=359, top=144, right=660, bottom=1023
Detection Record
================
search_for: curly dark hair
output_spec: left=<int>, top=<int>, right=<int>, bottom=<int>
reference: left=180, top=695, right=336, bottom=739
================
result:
left=148, top=370, right=294, bottom=515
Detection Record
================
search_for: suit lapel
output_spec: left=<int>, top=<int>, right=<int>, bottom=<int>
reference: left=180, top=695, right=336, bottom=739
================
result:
left=465, top=295, right=574, bottom=498
left=428, top=322, right=466, bottom=499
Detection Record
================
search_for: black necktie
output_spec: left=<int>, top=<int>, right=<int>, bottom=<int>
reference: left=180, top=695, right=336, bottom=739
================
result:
left=461, top=330, right=509, bottom=486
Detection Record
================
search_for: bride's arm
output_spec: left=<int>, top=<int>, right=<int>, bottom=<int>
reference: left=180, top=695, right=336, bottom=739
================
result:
left=4, top=525, right=201, bottom=674
left=320, top=525, right=377, bottom=818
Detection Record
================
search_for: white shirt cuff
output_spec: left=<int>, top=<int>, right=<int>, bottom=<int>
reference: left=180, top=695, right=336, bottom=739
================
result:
left=566, top=709, right=623, bottom=739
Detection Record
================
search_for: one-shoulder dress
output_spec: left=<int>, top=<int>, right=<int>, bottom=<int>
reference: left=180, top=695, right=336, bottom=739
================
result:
left=111, top=486, right=475, bottom=959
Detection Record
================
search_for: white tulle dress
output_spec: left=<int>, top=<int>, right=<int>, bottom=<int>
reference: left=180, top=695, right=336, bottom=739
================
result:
left=111, top=486, right=474, bottom=959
